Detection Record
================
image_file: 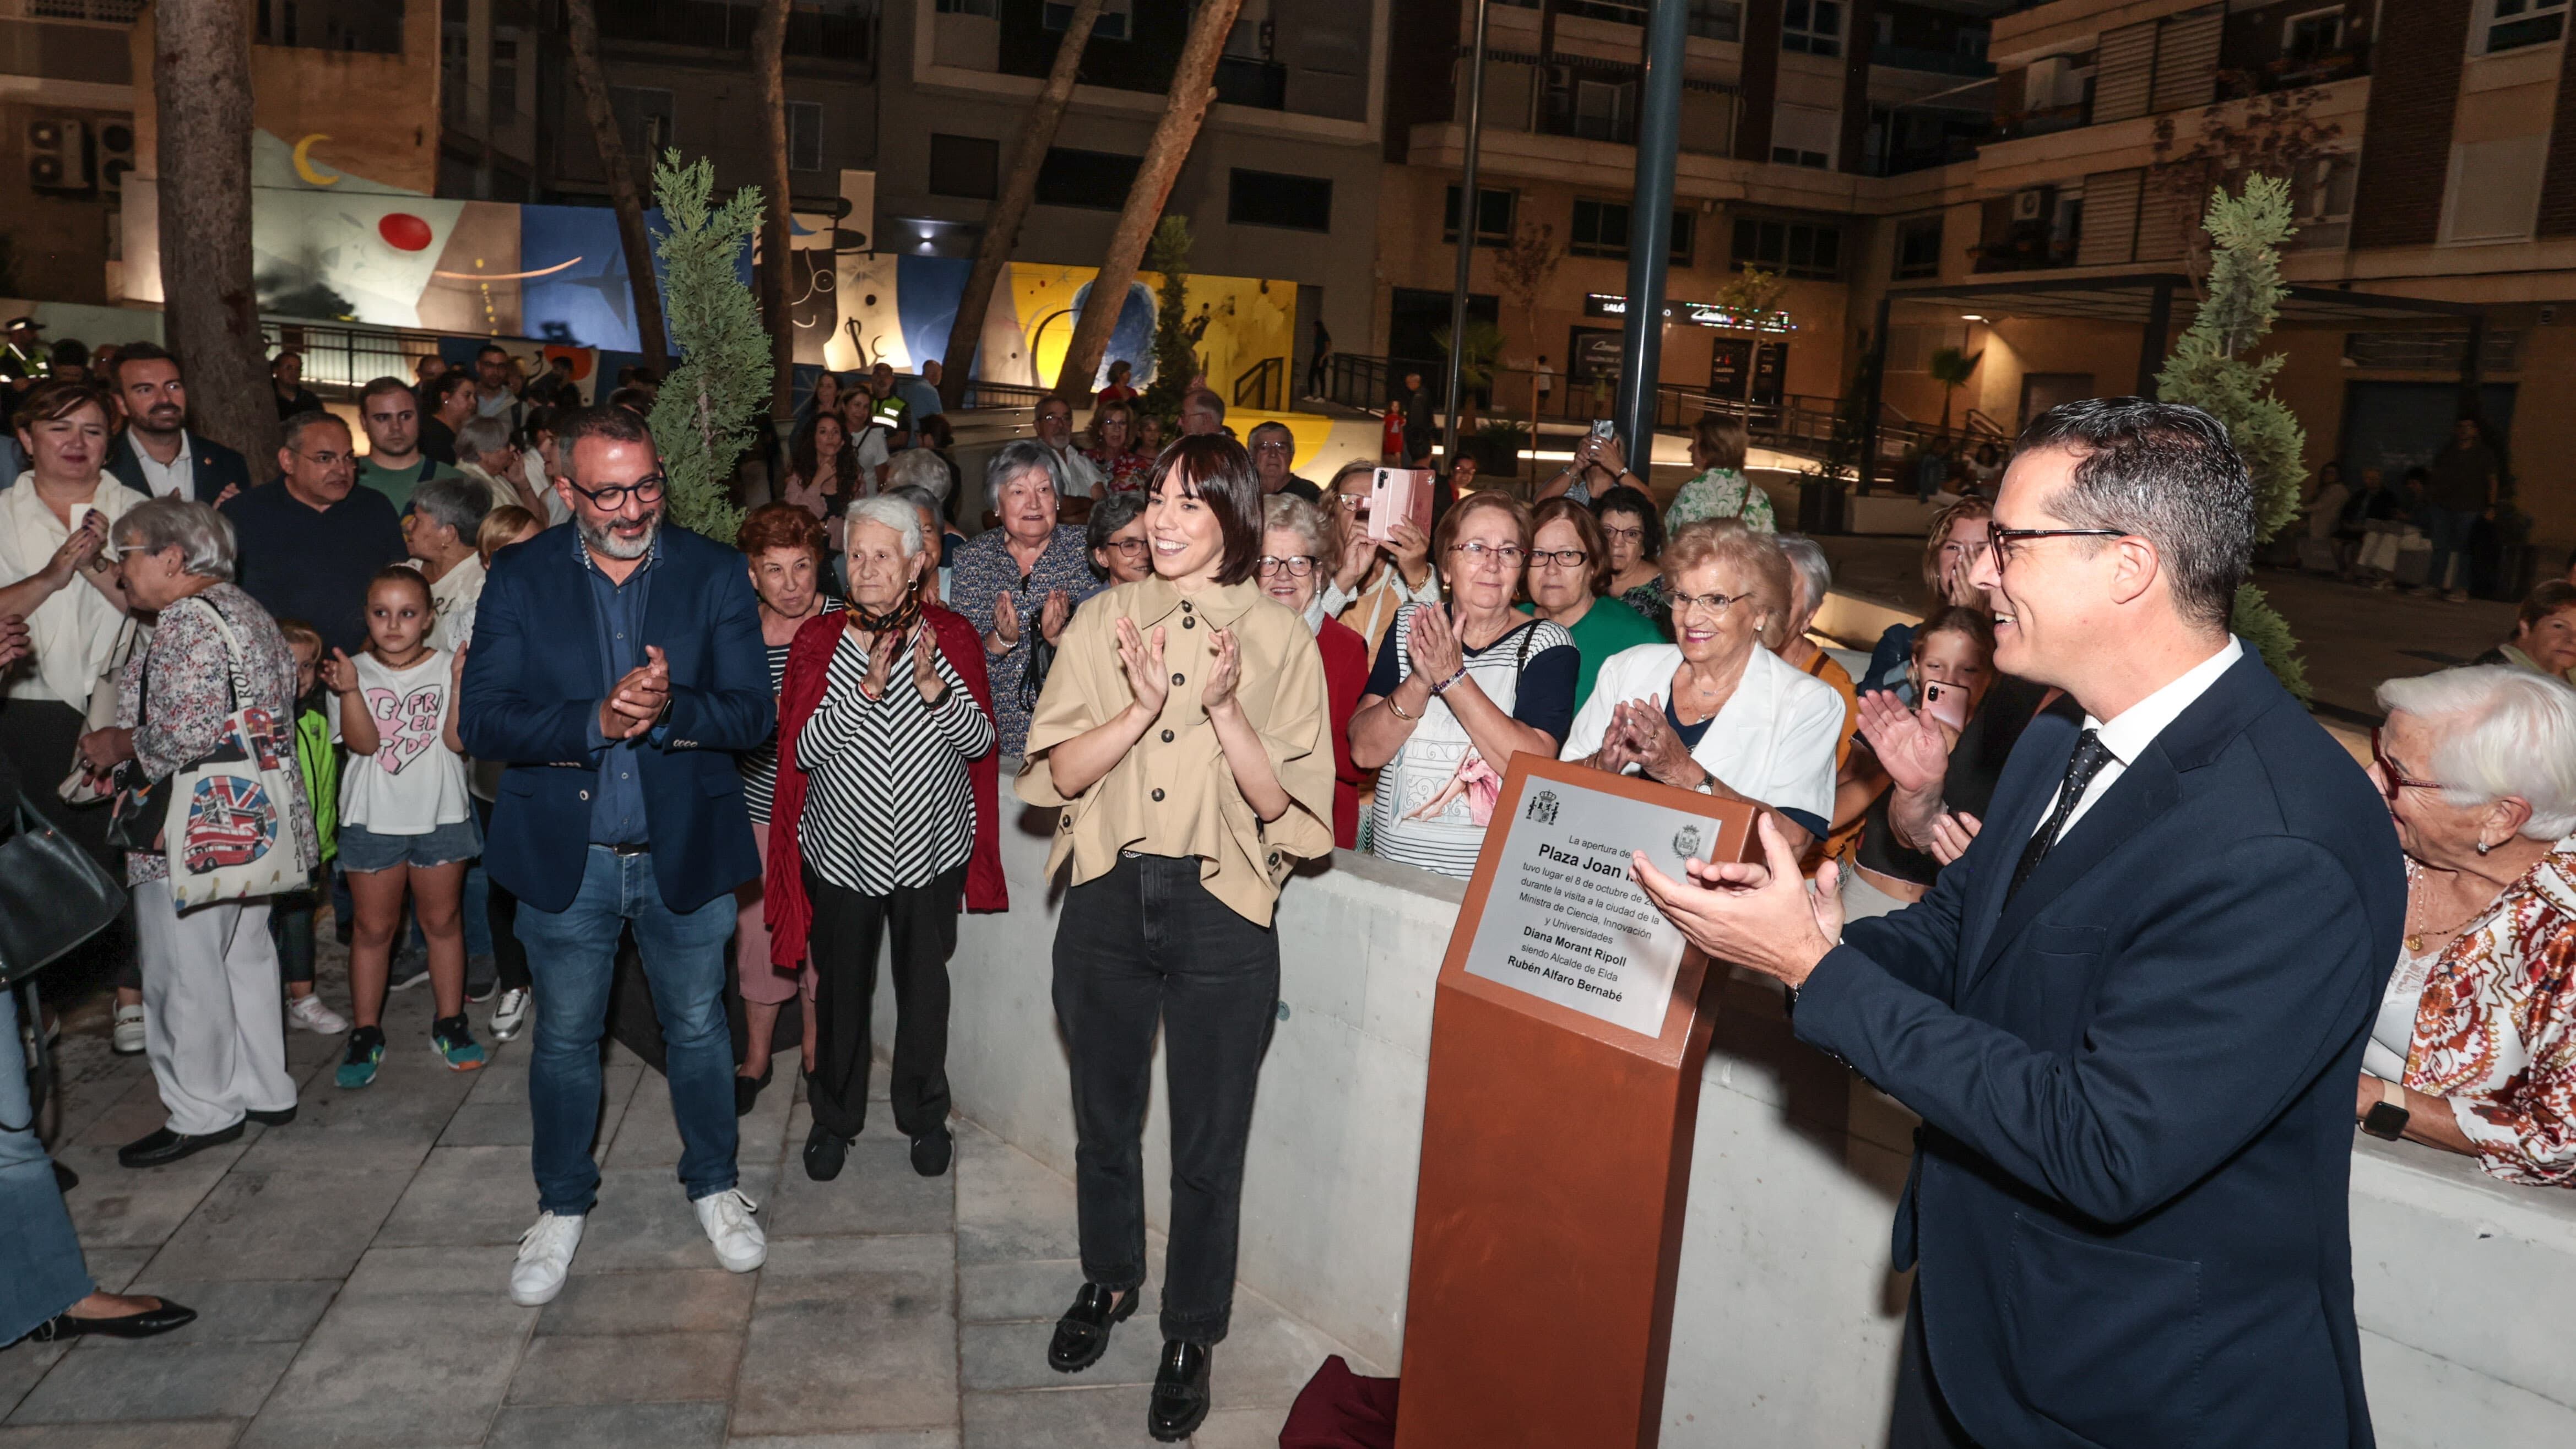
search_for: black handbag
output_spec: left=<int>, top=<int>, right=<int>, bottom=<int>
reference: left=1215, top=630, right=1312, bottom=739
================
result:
left=0, top=792, right=126, bottom=991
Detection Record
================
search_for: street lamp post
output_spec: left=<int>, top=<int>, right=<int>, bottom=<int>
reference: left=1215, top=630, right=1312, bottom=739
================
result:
left=1614, top=0, right=1690, bottom=463
left=1442, top=0, right=1493, bottom=476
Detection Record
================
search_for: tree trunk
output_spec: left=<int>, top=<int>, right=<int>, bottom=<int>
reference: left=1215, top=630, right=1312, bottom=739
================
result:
left=937, top=0, right=1107, bottom=412
left=752, top=0, right=795, bottom=424
left=566, top=0, right=670, bottom=374
left=153, top=0, right=277, bottom=468
left=1051, top=0, right=1245, bottom=404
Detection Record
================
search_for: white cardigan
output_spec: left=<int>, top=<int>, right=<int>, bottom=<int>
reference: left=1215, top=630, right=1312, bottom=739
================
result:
left=1558, top=642, right=1842, bottom=828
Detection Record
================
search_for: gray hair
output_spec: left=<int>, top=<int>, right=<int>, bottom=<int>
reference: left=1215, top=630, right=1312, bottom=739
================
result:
left=1247, top=419, right=1294, bottom=452
left=843, top=493, right=925, bottom=558
left=280, top=409, right=347, bottom=454
left=1776, top=533, right=1832, bottom=619
left=455, top=414, right=513, bottom=468
left=1262, top=492, right=1328, bottom=558
left=985, top=438, right=1062, bottom=510
left=885, top=446, right=952, bottom=504
left=881, top=482, right=944, bottom=528
left=114, top=497, right=236, bottom=582
left=2016, top=398, right=2252, bottom=633
left=411, top=472, right=493, bottom=541
left=2376, top=666, right=2576, bottom=838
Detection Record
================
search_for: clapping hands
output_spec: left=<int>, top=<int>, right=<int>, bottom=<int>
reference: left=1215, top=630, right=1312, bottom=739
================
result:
left=1855, top=689, right=1955, bottom=794
left=599, top=644, right=670, bottom=740
left=1597, top=694, right=1700, bottom=788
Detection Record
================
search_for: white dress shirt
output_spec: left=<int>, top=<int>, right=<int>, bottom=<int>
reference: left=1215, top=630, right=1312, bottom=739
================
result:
left=2036, top=636, right=2243, bottom=840
left=131, top=430, right=195, bottom=500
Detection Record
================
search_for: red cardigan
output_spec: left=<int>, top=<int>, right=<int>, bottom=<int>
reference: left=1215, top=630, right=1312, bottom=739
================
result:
left=1319, top=614, right=1369, bottom=850
left=763, top=603, right=1007, bottom=969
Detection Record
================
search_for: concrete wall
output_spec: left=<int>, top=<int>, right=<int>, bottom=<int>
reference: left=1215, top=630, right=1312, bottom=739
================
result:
left=909, top=779, right=2576, bottom=1443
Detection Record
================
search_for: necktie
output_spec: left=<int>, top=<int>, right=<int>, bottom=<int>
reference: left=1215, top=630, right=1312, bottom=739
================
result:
left=2008, top=729, right=2116, bottom=903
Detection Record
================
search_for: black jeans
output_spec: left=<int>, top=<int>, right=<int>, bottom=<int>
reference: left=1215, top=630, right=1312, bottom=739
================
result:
left=270, top=883, right=319, bottom=986
left=805, top=863, right=964, bottom=1141
left=473, top=796, right=532, bottom=994
left=1054, top=854, right=1278, bottom=1345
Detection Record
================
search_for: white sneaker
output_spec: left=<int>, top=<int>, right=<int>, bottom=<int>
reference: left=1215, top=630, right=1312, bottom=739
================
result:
left=693, top=1188, right=766, bottom=1273
left=111, top=1002, right=145, bottom=1056
left=286, top=994, right=349, bottom=1035
left=509, top=1211, right=585, bottom=1306
left=490, top=987, right=531, bottom=1042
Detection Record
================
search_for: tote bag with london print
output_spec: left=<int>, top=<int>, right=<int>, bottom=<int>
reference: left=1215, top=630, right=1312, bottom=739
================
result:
left=165, top=601, right=312, bottom=907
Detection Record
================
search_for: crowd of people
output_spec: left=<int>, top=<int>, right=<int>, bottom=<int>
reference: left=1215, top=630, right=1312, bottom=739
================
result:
left=8, top=336, right=2576, bottom=1443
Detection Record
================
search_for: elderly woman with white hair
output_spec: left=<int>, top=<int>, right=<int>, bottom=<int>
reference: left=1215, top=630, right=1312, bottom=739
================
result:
left=2358, top=665, right=2576, bottom=1186
left=75, top=498, right=316, bottom=1169
left=883, top=448, right=967, bottom=589
left=762, top=495, right=1003, bottom=1184
left=1771, top=533, right=1858, bottom=773
left=946, top=439, right=1102, bottom=756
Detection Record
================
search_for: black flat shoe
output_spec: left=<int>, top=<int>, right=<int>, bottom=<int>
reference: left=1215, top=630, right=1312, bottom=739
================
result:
left=1046, top=1282, right=1137, bottom=1374
left=116, top=1124, right=243, bottom=1170
left=735, top=1071, right=772, bottom=1119
left=245, top=1105, right=296, bottom=1127
left=910, top=1124, right=953, bottom=1178
left=19, top=1298, right=197, bottom=1344
left=1147, top=1339, right=1212, bottom=1442
left=52, top=1161, right=78, bottom=1194
left=801, top=1120, right=849, bottom=1182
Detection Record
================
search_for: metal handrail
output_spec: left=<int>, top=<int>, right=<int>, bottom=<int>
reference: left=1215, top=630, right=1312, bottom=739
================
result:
left=1233, top=356, right=1285, bottom=411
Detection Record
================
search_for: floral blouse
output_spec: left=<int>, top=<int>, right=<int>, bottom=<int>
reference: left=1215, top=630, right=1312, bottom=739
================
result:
left=113, top=584, right=317, bottom=886
left=1664, top=467, right=1776, bottom=534
left=1619, top=576, right=1670, bottom=632
left=2403, top=837, right=2576, bottom=1186
left=1088, top=447, right=1151, bottom=494
left=946, top=524, right=1104, bottom=757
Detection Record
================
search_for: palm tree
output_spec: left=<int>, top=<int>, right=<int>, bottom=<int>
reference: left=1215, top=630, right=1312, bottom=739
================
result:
left=566, top=0, right=670, bottom=373
left=1928, top=345, right=1982, bottom=437
left=752, top=0, right=793, bottom=422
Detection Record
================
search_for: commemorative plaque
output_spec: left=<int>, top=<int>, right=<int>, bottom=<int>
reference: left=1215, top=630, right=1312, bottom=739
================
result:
left=1396, top=756, right=1758, bottom=1449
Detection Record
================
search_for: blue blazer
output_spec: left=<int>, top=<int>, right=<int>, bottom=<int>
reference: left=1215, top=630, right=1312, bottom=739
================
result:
left=1793, top=648, right=2403, bottom=1448
left=459, top=522, right=773, bottom=915
left=105, top=431, right=253, bottom=506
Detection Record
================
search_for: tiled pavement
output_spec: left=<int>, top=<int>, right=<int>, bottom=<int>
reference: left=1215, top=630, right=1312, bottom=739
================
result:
left=6, top=968, right=1379, bottom=1447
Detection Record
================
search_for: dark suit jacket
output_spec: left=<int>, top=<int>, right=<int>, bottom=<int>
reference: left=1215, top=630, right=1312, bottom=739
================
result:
left=1792, top=648, right=2403, bottom=1448
left=105, top=432, right=252, bottom=507
left=458, top=522, right=773, bottom=915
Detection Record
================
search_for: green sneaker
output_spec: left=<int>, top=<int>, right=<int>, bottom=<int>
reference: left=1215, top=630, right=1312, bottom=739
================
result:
left=431, top=1014, right=486, bottom=1072
left=335, top=1027, right=385, bottom=1089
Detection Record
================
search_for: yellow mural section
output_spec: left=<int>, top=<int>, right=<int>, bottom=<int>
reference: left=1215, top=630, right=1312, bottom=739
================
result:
left=1007, top=264, right=1298, bottom=397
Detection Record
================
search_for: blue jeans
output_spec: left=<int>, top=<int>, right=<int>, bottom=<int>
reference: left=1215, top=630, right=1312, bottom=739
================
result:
left=514, top=846, right=740, bottom=1215
left=1, top=987, right=93, bottom=1342
left=2417, top=504, right=2477, bottom=593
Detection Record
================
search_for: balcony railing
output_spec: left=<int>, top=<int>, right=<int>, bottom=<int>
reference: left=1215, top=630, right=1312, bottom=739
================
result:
left=2215, top=45, right=2369, bottom=101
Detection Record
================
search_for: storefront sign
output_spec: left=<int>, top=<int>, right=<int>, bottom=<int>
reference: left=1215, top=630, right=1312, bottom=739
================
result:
left=1583, top=292, right=1793, bottom=333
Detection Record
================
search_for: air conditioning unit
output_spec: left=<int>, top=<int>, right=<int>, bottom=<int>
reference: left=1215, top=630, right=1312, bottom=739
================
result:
left=2010, top=187, right=2053, bottom=224
left=28, top=117, right=95, bottom=194
left=96, top=118, right=136, bottom=199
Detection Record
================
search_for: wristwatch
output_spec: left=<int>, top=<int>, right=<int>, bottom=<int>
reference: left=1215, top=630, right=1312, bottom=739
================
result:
left=2361, top=1077, right=2411, bottom=1141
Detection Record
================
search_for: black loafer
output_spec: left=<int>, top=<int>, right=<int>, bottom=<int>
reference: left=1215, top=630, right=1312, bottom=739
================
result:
left=19, top=1298, right=197, bottom=1345
left=735, top=1071, right=772, bottom=1119
left=1147, top=1339, right=1212, bottom=1442
left=1046, top=1282, right=1138, bottom=1374
left=910, top=1124, right=953, bottom=1178
left=246, top=1105, right=296, bottom=1127
left=116, top=1124, right=243, bottom=1170
left=801, top=1121, right=849, bottom=1182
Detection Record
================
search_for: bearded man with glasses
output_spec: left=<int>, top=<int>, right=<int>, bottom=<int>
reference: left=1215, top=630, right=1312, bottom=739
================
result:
left=1636, top=398, right=2405, bottom=1448
left=459, top=406, right=776, bottom=1307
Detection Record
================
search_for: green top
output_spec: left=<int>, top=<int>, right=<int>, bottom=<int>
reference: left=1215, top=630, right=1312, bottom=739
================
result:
left=355, top=455, right=457, bottom=515
left=294, top=705, right=338, bottom=865
left=1664, top=466, right=1777, bottom=534
left=1519, top=595, right=1662, bottom=714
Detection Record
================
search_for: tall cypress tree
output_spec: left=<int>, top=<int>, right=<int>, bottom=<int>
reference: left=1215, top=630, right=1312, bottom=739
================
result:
left=647, top=152, right=769, bottom=543
left=2156, top=175, right=2309, bottom=702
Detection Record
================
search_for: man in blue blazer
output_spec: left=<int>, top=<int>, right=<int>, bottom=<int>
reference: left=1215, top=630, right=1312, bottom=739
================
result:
left=1640, top=399, right=2404, bottom=1447
left=459, top=405, right=775, bottom=1308
left=100, top=343, right=252, bottom=505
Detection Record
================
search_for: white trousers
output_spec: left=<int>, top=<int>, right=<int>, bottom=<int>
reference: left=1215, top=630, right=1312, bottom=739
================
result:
left=133, top=879, right=296, bottom=1136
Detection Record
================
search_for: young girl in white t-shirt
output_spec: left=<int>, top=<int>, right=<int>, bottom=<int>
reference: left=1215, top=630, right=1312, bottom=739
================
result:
left=320, top=566, right=484, bottom=1087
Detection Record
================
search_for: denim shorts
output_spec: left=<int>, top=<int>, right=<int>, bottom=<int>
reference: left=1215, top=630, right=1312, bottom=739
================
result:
left=338, top=817, right=482, bottom=873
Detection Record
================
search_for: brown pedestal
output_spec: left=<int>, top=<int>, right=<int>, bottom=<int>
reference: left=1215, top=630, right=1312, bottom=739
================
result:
left=1395, top=757, right=1756, bottom=1449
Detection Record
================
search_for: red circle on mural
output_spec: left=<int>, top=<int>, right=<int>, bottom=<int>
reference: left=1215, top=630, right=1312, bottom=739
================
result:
left=378, top=213, right=433, bottom=252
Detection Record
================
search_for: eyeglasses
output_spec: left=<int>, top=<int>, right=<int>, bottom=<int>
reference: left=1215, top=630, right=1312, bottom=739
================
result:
left=1987, top=525, right=2125, bottom=569
left=1449, top=541, right=1525, bottom=568
left=1256, top=555, right=1319, bottom=577
left=1668, top=588, right=1751, bottom=620
left=1251, top=439, right=1294, bottom=454
left=1601, top=524, right=1645, bottom=544
left=1335, top=493, right=1368, bottom=510
left=562, top=474, right=669, bottom=508
left=1528, top=548, right=1590, bottom=570
left=1100, top=538, right=1149, bottom=559
left=2369, top=726, right=2444, bottom=802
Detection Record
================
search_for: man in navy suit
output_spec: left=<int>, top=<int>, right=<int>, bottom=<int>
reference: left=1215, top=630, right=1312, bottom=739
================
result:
left=459, top=406, right=774, bottom=1307
left=1639, top=399, right=2404, bottom=1447
left=100, top=343, right=252, bottom=506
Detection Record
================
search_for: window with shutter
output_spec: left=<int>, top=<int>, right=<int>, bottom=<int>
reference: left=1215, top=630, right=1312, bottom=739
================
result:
left=2092, top=21, right=2156, bottom=123
left=2445, top=135, right=2549, bottom=243
left=2149, top=7, right=2224, bottom=115
left=2133, top=175, right=2188, bottom=262
left=2079, top=170, right=2143, bottom=267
